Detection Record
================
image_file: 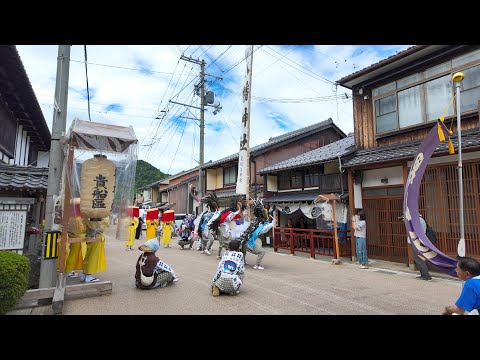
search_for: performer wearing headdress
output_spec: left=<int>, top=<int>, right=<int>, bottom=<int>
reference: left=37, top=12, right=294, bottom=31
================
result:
left=197, top=192, right=219, bottom=255
left=239, top=198, right=276, bottom=270
left=209, top=195, right=245, bottom=259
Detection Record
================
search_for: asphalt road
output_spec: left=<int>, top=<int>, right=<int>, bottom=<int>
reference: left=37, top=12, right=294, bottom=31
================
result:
left=52, top=225, right=462, bottom=315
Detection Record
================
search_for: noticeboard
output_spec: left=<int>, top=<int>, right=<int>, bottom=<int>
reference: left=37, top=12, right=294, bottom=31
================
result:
left=0, top=210, right=27, bottom=250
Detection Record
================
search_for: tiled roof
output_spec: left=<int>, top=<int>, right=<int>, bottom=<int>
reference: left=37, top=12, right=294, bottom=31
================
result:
left=0, top=164, right=49, bottom=190
left=259, top=134, right=355, bottom=174
left=203, top=118, right=345, bottom=169
left=343, top=129, right=480, bottom=168
left=336, top=45, right=422, bottom=86
left=263, top=190, right=319, bottom=203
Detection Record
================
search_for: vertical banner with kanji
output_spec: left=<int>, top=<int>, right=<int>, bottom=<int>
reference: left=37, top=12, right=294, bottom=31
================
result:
left=236, top=45, right=254, bottom=195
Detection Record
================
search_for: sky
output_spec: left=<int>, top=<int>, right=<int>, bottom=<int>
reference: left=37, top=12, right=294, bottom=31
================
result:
left=16, top=45, right=410, bottom=176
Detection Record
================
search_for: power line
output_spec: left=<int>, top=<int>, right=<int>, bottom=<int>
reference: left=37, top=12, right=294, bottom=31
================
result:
left=83, top=46, right=92, bottom=121
left=69, top=59, right=196, bottom=77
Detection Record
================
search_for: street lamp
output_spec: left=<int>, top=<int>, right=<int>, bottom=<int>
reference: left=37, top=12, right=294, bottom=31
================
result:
left=452, top=72, right=465, bottom=257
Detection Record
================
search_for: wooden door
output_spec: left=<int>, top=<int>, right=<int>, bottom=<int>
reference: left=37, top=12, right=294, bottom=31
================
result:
left=362, top=186, right=407, bottom=263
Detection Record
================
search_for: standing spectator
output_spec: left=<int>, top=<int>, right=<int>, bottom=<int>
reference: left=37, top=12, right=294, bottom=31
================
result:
left=135, top=216, right=144, bottom=240
left=412, top=214, right=432, bottom=281
left=287, top=218, right=294, bottom=228
left=442, top=257, right=480, bottom=315
left=295, top=217, right=306, bottom=229
left=352, top=210, right=368, bottom=269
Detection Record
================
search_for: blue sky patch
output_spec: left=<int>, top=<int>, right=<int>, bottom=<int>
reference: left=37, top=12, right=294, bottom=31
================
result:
left=105, top=103, right=123, bottom=112
left=135, top=59, right=154, bottom=76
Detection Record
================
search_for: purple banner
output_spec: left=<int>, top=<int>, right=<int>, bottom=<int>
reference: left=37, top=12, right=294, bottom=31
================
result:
left=403, top=122, right=458, bottom=277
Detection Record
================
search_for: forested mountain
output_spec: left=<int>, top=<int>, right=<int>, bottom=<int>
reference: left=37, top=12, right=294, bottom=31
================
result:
left=135, top=160, right=169, bottom=193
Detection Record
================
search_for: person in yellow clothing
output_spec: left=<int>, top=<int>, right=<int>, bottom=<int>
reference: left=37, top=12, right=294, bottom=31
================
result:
left=125, top=216, right=138, bottom=251
left=146, top=218, right=159, bottom=241
left=64, top=211, right=87, bottom=278
left=57, top=198, right=86, bottom=278
left=80, top=217, right=109, bottom=283
left=162, top=221, right=173, bottom=248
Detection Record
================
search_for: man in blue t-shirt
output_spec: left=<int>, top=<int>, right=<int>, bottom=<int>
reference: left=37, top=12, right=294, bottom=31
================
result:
left=442, top=257, right=480, bottom=315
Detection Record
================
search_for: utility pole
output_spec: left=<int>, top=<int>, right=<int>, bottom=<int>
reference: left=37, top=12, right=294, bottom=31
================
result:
left=179, top=55, right=206, bottom=209
left=199, top=60, right=205, bottom=205
left=39, top=45, right=71, bottom=288
left=175, top=55, right=222, bottom=213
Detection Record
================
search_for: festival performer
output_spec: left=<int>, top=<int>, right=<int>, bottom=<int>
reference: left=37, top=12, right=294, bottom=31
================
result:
left=145, top=208, right=159, bottom=241
left=161, top=210, right=174, bottom=248
left=211, top=239, right=245, bottom=296
left=80, top=217, right=110, bottom=282
left=63, top=198, right=87, bottom=278
left=239, top=199, right=276, bottom=270
left=125, top=206, right=139, bottom=251
left=198, top=193, right=219, bottom=255
left=135, top=238, right=179, bottom=289
left=209, top=196, right=245, bottom=259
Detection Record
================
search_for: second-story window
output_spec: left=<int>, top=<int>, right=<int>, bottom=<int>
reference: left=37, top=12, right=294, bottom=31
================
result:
left=373, top=48, right=480, bottom=135
left=224, top=165, right=237, bottom=185
left=304, top=170, right=319, bottom=187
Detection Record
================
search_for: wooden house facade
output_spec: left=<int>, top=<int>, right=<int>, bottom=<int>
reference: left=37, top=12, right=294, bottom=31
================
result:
left=337, top=45, right=480, bottom=264
left=203, top=118, right=346, bottom=207
left=0, top=45, right=51, bottom=258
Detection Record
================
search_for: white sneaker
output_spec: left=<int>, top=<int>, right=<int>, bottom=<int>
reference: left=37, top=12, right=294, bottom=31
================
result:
left=164, top=244, right=168, bottom=248
left=173, top=277, right=179, bottom=282
left=253, top=265, right=264, bottom=270
left=85, top=275, right=100, bottom=283
left=204, top=250, right=211, bottom=255
left=67, top=271, right=78, bottom=278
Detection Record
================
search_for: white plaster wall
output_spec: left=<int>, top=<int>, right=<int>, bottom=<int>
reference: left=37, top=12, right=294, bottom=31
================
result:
left=362, top=166, right=403, bottom=187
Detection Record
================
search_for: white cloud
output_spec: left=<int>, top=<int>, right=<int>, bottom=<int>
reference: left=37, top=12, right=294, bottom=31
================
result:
left=16, top=44, right=410, bottom=175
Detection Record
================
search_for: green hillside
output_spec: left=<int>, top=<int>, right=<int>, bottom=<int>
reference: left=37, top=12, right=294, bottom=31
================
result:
left=135, top=160, right=169, bottom=193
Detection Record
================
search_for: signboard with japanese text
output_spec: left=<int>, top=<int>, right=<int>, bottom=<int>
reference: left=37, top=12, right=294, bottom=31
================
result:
left=0, top=210, right=27, bottom=250
left=80, top=154, right=116, bottom=219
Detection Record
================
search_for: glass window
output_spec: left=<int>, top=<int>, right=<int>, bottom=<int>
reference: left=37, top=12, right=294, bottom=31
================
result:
left=397, top=73, right=422, bottom=88
left=223, top=166, right=237, bottom=185
left=425, top=61, right=451, bottom=78
left=279, top=173, right=290, bottom=190
left=425, top=75, right=454, bottom=121
left=459, top=65, right=480, bottom=112
left=387, top=186, right=404, bottom=196
left=452, top=48, right=480, bottom=68
left=398, top=85, right=422, bottom=128
left=375, top=95, right=397, bottom=133
left=304, top=172, right=319, bottom=187
left=372, top=81, right=396, bottom=97
left=363, top=188, right=387, bottom=197
left=373, top=48, right=480, bottom=135
left=291, top=172, right=302, bottom=188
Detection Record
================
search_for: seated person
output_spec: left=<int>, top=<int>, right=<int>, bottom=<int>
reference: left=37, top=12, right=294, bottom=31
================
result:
left=211, top=239, right=245, bottom=296
left=135, top=238, right=178, bottom=289
left=177, top=224, right=194, bottom=249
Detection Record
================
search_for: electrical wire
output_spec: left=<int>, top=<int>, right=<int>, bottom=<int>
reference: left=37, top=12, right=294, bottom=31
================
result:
left=84, top=45, right=91, bottom=121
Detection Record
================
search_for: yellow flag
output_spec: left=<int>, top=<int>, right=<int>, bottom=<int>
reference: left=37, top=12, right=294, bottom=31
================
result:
left=437, top=123, right=445, bottom=142
left=448, top=138, right=455, bottom=154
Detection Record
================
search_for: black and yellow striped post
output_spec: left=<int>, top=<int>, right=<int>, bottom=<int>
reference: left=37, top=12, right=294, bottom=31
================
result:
left=44, top=231, right=61, bottom=259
